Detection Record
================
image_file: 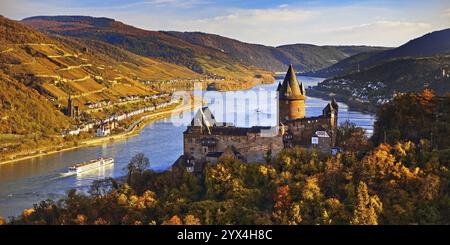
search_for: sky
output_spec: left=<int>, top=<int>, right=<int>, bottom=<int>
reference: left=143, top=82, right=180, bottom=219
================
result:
left=0, top=0, right=449, bottom=47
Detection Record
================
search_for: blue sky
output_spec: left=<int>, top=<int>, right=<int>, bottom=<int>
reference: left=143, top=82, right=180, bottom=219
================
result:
left=1, top=0, right=449, bottom=46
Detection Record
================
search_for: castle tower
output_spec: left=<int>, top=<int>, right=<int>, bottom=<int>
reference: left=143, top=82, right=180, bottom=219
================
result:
left=66, top=94, right=79, bottom=118
left=67, top=95, right=74, bottom=117
left=322, top=99, right=339, bottom=147
left=277, top=65, right=306, bottom=122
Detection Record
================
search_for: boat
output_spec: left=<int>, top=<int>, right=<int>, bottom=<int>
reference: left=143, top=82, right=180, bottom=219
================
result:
left=68, top=158, right=114, bottom=174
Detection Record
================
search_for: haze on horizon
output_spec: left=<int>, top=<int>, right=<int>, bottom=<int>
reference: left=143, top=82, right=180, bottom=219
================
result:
left=0, top=0, right=449, bottom=47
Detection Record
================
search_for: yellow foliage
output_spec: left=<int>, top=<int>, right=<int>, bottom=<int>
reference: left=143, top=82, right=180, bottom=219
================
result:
left=22, top=208, right=35, bottom=218
left=184, top=215, right=201, bottom=225
left=93, top=218, right=109, bottom=225
left=117, top=193, right=128, bottom=206
left=74, top=214, right=87, bottom=225
left=302, top=177, right=322, bottom=201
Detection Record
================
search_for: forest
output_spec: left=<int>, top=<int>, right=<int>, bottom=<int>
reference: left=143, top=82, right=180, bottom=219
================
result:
left=1, top=89, right=449, bottom=225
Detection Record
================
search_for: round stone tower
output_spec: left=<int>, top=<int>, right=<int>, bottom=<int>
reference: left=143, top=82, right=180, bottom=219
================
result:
left=277, top=65, right=306, bottom=122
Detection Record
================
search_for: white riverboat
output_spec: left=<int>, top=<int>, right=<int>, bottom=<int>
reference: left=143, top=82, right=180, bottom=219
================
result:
left=68, top=158, right=114, bottom=174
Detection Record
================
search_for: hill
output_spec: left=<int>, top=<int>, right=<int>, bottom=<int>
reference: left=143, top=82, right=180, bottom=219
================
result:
left=21, top=16, right=388, bottom=73
left=167, top=31, right=389, bottom=72
left=21, top=16, right=273, bottom=83
left=309, top=55, right=450, bottom=112
left=0, top=16, right=204, bottom=118
left=0, top=16, right=206, bottom=160
left=310, top=28, right=450, bottom=77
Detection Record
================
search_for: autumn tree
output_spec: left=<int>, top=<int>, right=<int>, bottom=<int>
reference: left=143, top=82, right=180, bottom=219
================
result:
left=125, top=153, right=150, bottom=189
left=337, top=121, right=371, bottom=154
left=184, top=214, right=201, bottom=225
left=300, top=177, right=325, bottom=224
left=0, top=216, right=6, bottom=225
left=272, top=185, right=302, bottom=224
left=351, top=181, right=382, bottom=225
left=162, top=215, right=182, bottom=225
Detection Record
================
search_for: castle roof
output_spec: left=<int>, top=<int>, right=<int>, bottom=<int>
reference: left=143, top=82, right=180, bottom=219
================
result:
left=323, top=102, right=336, bottom=116
left=191, top=107, right=217, bottom=129
left=279, top=65, right=305, bottom=100
left=331, top=98, right=339, bottom=110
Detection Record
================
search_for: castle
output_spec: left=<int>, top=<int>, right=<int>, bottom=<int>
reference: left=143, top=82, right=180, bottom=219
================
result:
left=179, top=65, right=338, bottom=173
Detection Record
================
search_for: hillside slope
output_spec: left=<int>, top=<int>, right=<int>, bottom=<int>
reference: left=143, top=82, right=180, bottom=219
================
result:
left=0, top=16, right=214, bottom=161
left=0, top=70, right=71, bottom=135
left=22, top=16, right=389, bottom=73
left=0, top=16, right=203, bottom=117
left=21, top=16, right=272, bottom=82
left=311, top=28, right=450, bottom=77
left=309, top=55, right=450, bottom=112
left=167, top=31, right=389, bottom=72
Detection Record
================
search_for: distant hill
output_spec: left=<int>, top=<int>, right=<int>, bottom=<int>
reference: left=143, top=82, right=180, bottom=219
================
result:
left=167, top=31, right=389, bottom=72
left=21, top=16, right=272, bottom=82
left=22, top=16, right=388, bottom=73
left=310, top=28, right=450, bottom=77
left=309, top=55, right=450, bottom=112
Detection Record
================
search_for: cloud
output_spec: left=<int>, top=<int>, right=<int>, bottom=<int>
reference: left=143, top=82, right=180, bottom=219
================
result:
left=0, top=0, right=448, bottom=46
left=317, top=21, right=433, bottom=46
left=145, top=0, right=208, bottom=8
left=445, top=8, right=450, bottom=16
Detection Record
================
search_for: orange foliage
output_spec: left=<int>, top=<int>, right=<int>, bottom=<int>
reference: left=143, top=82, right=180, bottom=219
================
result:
left=162, top=215, right=183, bottom=225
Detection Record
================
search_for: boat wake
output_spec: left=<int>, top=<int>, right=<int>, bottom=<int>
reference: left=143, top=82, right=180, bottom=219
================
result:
left=59, top=172, right=77, bottom=178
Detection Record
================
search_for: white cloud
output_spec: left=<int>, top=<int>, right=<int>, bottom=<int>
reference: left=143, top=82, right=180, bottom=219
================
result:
left=317, top=21, right=433, bottom=46
left=0, top=0, right=448, bottom=47
left=145, top=0, right=208, bottom=8
left=445, top=8, right=450, bottom=16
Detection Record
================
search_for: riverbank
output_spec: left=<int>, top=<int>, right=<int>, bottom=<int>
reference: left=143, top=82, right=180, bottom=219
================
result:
left=307, top=88, right=378, bottom=114
left=0, top=98, right=203, bottom=166
left=0, top=76, right=275, bottom=166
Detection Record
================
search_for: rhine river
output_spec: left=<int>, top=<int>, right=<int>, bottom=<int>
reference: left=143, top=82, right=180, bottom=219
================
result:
left=0, top=76, right=375, bottom=218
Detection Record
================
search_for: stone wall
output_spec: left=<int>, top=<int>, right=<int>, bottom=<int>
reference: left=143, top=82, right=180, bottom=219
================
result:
left=286, top=116, right=335, bottom=147
left=183, top=126, right=284, bottom=163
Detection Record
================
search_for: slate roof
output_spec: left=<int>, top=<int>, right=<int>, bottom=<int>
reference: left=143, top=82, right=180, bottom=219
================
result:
left=278, top=65, right=306, bottom=100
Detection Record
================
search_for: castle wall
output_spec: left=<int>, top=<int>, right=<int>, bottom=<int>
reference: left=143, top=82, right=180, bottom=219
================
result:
left=286, top=116, right=335, bottom=147
left=184, top=128, right=284, bottom=163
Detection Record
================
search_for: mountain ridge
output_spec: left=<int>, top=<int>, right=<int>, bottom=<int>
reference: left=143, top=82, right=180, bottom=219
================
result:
left=21, top=15, right=390, bottom=73
left=309, top=28, right=450, bottom=77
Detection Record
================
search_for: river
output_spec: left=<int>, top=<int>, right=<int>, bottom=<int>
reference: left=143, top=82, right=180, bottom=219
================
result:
left=0, top=76, right=375, bottom=218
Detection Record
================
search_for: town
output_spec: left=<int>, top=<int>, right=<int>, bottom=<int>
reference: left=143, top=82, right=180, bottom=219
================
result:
left=62, top=92, right=180, bottom=137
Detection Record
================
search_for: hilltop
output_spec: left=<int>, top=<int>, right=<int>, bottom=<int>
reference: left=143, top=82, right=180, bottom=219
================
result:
left=167, top=31, right=388, bottom=72
left=21, top=16, right=388, bottom=73
left=309, top=55, right=450, bottom=112
left=310, top=28, right=450, bottom=77
left=308, top=28, right=450, bottom=112
left=21, top=16, right=273, bottom=84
